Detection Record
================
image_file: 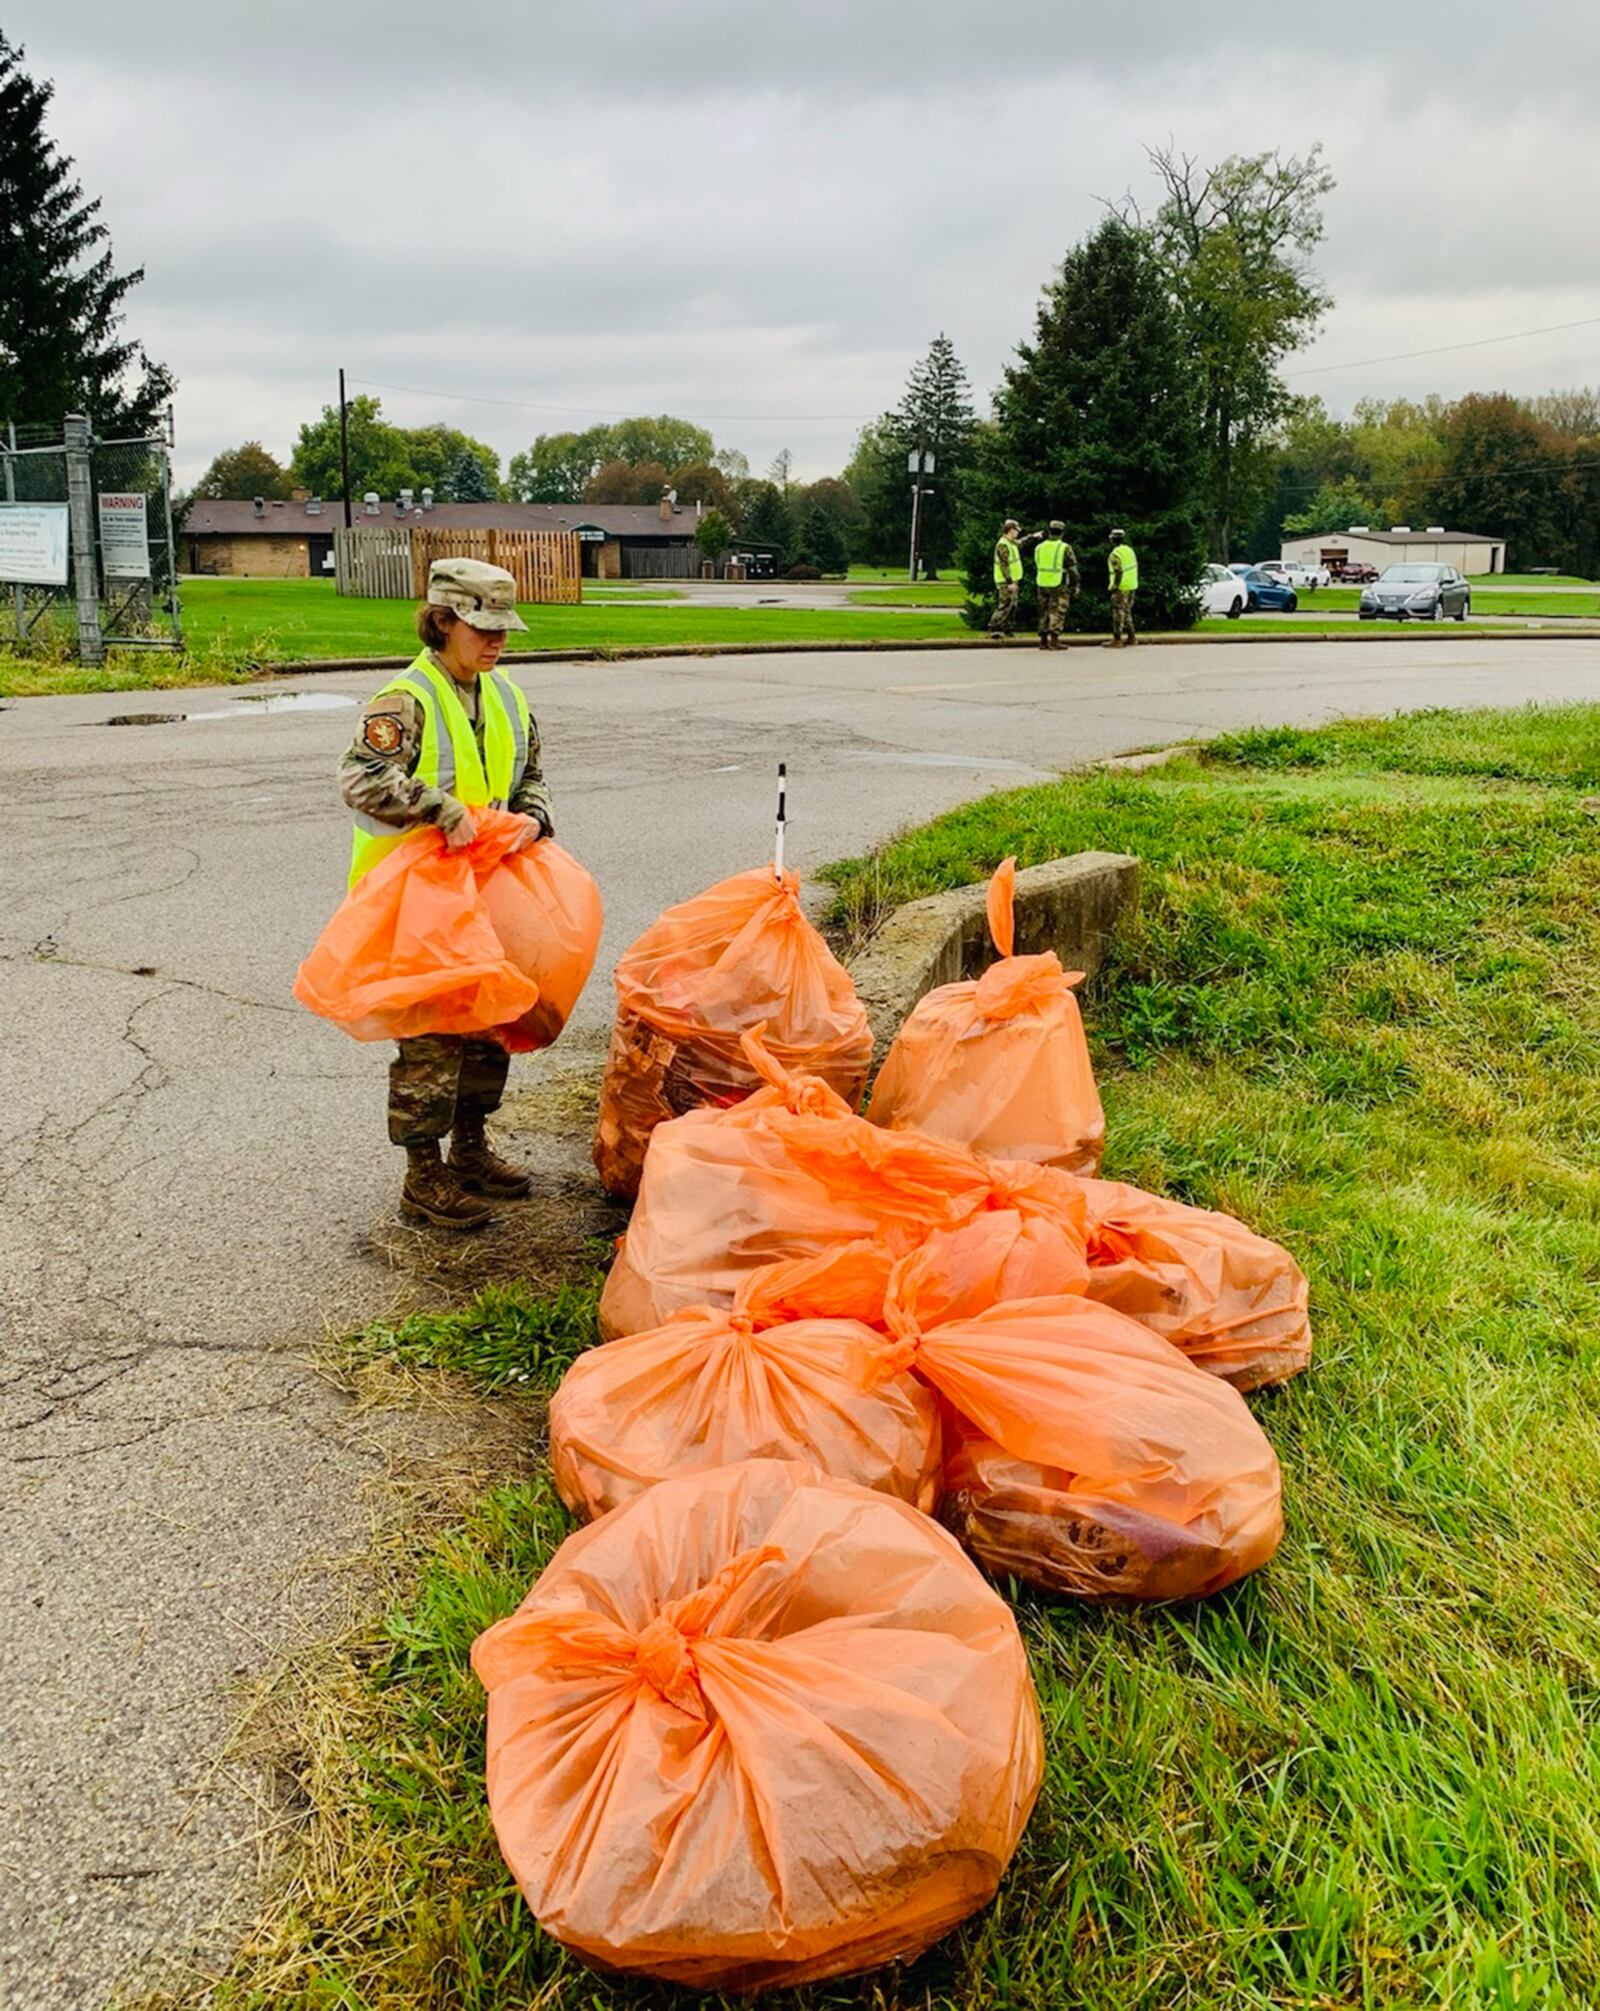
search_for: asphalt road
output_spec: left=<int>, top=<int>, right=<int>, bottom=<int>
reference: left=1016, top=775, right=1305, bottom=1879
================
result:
left=3, top=635, right=1598, bottom=2008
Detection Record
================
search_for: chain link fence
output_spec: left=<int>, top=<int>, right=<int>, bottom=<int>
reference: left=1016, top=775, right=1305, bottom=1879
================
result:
left=0, top=412, right=184, bottom=663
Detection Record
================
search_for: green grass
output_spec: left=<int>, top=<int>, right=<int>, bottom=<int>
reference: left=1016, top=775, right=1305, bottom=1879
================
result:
left=846, top=580, right=972, bottom=607
left=152, top=701, right=1600, bottom=2010
left=1294, top=586, right=1600, bottom=618
left=1469, top=572, right=1596, bottom=588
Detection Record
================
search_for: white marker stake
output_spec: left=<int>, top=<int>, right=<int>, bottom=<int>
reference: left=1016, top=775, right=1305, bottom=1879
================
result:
left=774, top=762, right=787, bottom=881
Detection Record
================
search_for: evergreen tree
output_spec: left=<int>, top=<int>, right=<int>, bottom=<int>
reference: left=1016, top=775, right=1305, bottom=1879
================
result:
left=799, top=501, right=849, bottom=575
left=442, top=442, right=499, bottom=501
left=962, top=216, right=1207, bottom=631
left=0, top=33, right=172, bottom=429
left=742, top=481, right=793, bottom=564
left=894, top=332, right=977, bottom=574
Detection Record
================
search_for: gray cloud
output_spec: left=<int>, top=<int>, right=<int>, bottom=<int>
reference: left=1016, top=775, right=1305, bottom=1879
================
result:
left=8, top=2, right=1598, bottom=484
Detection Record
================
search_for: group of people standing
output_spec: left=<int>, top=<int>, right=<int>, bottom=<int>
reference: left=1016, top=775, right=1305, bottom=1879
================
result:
left=989, top=521, right=1140, bottom=648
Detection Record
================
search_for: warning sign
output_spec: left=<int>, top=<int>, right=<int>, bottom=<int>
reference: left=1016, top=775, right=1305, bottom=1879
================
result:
left=98, top=491, right=151, bottom=579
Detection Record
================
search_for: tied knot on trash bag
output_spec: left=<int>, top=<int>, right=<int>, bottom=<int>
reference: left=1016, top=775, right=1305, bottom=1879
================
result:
left=972, top=856, right=1083, bottom=1023
left=632, top=1543, right=786, bottom=1721
left=739, top=1023, right=840, bottom=1117
left=876, top=1299, right=925, bottom=1381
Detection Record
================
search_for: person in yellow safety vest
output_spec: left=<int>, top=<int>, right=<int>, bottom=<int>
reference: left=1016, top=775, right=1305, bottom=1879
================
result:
left=1033, top=519, right=1080, bottom=650
left=338, top=557, right=554, bottom=1230
left=1105, top=528, right=1139, bottom=647
left=987, top=517, right=1042, bottom=635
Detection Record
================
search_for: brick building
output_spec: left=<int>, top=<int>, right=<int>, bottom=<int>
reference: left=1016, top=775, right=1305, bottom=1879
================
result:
left=182, top=491, right=714, bottom=581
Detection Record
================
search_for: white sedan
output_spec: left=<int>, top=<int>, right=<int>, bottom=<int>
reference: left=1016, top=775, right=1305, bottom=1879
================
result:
left=1259, top=558, right=1328, bottom=588
left=1197, top=562, right=1246, bottom=617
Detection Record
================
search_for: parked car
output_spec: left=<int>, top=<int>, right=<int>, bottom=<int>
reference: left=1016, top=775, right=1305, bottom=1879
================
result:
left=1228, top=564, right=1299, bottom=612
left=1330, top=560, right=1378, bottom=584
left=1197, top=561, right=1247, bottom=617
left=1358, top=563, right=1471, bottom=621
left=1258, top=558, right=1327, bottom=588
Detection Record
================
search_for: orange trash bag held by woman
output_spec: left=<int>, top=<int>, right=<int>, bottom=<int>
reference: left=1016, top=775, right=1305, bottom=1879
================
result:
left=878, top=1215, right=1284, bottom=1602
left=472, top=1459, right=1042, bottom=1993
left=1080, top=1177, right=1312, bottom=1391
left=867, top=857, right=1105, bottom=1174
left=592, top=865, right=873, bottom=1199
left=548, top=1281, right=942, bottom=1521
left=597, top=1029, right=995, bottom=1339
left=294, top=807, right=602, bottom=1048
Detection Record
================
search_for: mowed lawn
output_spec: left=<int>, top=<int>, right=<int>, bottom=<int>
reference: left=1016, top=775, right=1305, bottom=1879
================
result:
left=175, top=578, right=961, bottom=660
left=153, top=704, right=1600, bottom=2011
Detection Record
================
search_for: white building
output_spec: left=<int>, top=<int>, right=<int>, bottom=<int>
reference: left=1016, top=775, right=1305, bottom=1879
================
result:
left=1280, top=525, right=1508, bottom=575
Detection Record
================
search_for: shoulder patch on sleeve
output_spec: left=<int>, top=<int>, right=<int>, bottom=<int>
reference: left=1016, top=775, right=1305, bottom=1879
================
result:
left=363, top=713, right=403, bottom=755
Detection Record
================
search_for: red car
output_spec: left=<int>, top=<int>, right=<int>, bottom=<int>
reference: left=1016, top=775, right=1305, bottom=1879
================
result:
left=1331, top=561, right=1378, bottom=584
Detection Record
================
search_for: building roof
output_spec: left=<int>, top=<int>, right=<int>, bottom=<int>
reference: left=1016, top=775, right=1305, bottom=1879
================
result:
left=182, top=498, right=701, bottom=540
left=1294, top=527, right=1503, bottom=545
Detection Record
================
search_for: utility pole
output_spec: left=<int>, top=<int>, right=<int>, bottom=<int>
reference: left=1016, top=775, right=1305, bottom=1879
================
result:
left=338, top=368, right=352, bottom=528
left=906, top=445, right=934, bottom=581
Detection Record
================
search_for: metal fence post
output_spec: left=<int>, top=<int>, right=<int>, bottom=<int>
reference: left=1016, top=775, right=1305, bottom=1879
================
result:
left=3, top=421, right=23, bottom=636
left=64, top=413, right=103, bottom=665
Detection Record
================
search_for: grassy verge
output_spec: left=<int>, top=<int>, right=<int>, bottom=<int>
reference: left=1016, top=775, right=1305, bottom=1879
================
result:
left=847, top=581, right=972, bottom=607
left=148, top=702, right=1600, bottom=2010
left=1295, top=587, right=1600, bottom=618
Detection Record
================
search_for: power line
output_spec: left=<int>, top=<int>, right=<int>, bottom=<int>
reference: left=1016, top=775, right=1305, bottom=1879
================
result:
left=1287, top=315, right=1600, bottom=378
left=347, top=376, right=879, bottom=425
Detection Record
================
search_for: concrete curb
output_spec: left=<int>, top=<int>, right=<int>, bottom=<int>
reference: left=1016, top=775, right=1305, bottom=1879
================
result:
left=847, top=851, right=1141, bottom=1053
left=252, top=625, right=1600, bottom=679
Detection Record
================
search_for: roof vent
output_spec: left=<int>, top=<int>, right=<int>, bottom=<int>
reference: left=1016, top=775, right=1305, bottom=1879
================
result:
left=252, top=495, right=265, bottom=518
left=1348, top=524, right=1369, bottom=533
left=420, top=487, right=434, bottom=511
left=1426, top=525, right=1445, bottom=534
left=306, top=494, right=323, bottom=515
left=1391, top=525, right=1411, bottom=534
left=363, top=491, right=380, bottom=516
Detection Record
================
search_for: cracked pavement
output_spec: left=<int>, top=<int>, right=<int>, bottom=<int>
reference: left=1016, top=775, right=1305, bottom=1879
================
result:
left=1, top=636, right=1597, bottom=2008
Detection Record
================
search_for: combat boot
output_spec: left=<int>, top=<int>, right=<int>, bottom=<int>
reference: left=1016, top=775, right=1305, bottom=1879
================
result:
left=401, top=1141, right=496, bottom=1229
left=448, top=1112, right=535, bottom=1198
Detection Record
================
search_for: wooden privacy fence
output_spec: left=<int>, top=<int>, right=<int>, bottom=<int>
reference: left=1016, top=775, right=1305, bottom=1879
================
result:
left=412, top=526, right=581, bottom=605
left=334, top=524, right=583, bottom=604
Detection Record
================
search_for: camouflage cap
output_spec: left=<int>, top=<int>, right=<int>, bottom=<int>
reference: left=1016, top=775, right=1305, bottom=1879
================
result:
left=1048, top=519, right=1065, bottom=532
left=1109, top=527, right=1127, bottom=541
left=425, top=556, right=528, bottom=632
left=1002, top=518, right=1021, bottom=532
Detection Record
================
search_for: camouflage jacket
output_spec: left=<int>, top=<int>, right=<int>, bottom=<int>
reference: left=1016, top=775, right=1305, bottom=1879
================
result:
left=336, top=665, right=554, bottom=837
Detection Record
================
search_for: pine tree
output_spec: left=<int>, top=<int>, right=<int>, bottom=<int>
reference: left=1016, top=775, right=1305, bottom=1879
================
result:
left=895, top=333, right=977, bottom=574
left=962, top=218, right=1207, bottom=631
left=443, top=443, right=498, bottom=501
left=742, top=482, right=793, bottom=565
left=799, top=501, right=849, bottom=575
left=0, top=33, right=171, bottom=430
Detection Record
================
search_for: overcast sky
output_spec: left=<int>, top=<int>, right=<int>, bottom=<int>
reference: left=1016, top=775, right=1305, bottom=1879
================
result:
left=10, top=0, right=1600, bottom=486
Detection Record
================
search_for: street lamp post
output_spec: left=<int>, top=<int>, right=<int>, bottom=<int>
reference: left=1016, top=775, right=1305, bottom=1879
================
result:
left=906, top=446, right=936, bottom=580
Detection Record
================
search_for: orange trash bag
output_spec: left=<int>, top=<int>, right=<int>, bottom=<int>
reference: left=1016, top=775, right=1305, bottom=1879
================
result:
left=867, top=858, right=1105, bottom=1174
left=878, top=1216, right=1284, bottom=1602
left=1080, top=1177, right=1311, bottom=1391
left=293, top=808, right=602, bottom=1048
left=593, top=865, right=873, bottom=1199
left=473, top=1459, right=1042, bottom=1993
left=548, top=1286, right=942, bottom=1521
left=597, top=1030, right=995, bottom=1339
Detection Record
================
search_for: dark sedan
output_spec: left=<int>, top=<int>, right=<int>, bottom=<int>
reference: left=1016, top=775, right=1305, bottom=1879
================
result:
left=1229, top=564, right=1299, bottom=612
left=1359, top=563, right=1472, bottom=621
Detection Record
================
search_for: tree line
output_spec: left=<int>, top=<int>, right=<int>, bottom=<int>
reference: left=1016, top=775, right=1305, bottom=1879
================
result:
left=7, top=13, right=1597, bottom=600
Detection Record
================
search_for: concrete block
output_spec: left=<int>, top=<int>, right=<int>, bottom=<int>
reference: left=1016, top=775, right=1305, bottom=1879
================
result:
left=848, top=851, right=1140, bottom=1053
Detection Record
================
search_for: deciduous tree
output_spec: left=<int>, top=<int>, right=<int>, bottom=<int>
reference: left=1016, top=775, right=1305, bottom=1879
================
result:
left=582, top=459, right=672, bottom=504
left=193, top=441, right=293, bottom=501
left=507, top=428, right=611, bottom=501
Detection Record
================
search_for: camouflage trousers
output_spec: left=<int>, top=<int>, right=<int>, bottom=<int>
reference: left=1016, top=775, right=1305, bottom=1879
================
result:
left=1038, top=587, right=1071, bottom=642
left=1110, top=589, right=1137, bottom=643
left=988, top=581, right=1020, bottom=633
left=389, top=1034, right=509, bottom=1146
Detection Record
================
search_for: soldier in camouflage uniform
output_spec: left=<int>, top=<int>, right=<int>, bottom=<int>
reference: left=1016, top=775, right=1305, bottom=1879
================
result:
left=988, top=519, right=1042, bottom=635
left=1033, top=520, right=1080, bottom=649
left=1105, top=527, right=1139, bottom=647
left=338, top=557, right=554, bottom=1230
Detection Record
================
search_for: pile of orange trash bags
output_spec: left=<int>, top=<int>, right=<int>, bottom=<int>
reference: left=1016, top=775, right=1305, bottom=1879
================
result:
left=591, top=865, right=872, bottom=1198
left=474, top=858, right=1312, bottom=1991
left=868, top=857, right=1105, bottom=1173
left=294, top=808, right=602, bottom=1051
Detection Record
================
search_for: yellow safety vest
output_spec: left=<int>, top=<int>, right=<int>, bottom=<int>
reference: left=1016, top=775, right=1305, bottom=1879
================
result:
left=347, top=650, right=531, bottom=887
left=1109, top=543, right=1139, bottom=591
left=994, top=537, right=1022, bottom=585
left=1035, top=539, right=1068, bottom=589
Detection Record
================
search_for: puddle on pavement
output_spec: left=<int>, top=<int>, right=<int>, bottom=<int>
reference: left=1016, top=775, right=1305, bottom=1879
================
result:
left=99, top=691, right=357, bottom=726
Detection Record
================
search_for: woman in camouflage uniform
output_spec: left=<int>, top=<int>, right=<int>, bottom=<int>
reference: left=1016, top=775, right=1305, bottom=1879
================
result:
left=338, top=557, right=554, bottom=1229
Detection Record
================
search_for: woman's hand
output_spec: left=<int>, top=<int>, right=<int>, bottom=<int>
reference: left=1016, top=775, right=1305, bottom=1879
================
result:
left=443, top=806, right=478, bottom=851
left=509, top=815, right=545, bottom=853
